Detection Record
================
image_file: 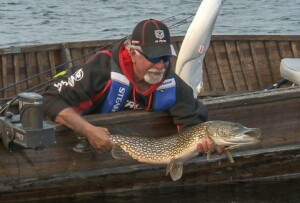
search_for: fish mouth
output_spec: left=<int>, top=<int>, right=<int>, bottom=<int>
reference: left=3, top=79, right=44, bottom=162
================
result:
left=214, top=127, right=262, bottom=149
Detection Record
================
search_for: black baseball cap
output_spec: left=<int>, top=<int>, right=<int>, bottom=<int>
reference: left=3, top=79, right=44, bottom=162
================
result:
left=131, top=19, right=176, bottom=58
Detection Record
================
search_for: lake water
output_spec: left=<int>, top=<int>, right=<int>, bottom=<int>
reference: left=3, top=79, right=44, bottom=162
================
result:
left=0, top=0, right=300, bottom=48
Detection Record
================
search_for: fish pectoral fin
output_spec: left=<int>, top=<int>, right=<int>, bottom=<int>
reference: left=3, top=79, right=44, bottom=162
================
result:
left=166, top=158, right=175, bottom=176
left=223, top=148, right=234, bottom=164
left=207, top=142, right=216, bottom=160
left=111, top=145, right=133, bottom=160
left=166, top=158, right=183, bottom=181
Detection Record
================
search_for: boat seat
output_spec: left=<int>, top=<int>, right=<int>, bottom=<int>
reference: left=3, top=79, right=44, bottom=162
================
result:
left=280, top=58, right=300, bottom=85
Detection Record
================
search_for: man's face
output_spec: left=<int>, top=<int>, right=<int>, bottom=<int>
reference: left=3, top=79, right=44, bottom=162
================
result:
left=132, top=49, right=170, bottom=84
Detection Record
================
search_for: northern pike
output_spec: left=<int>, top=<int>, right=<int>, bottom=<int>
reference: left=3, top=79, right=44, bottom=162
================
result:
left=110, top=120, right=262, bottom=181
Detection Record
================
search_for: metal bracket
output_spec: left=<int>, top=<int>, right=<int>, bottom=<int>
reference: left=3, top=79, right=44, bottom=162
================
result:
left=0, top=46, right=21, bottom=55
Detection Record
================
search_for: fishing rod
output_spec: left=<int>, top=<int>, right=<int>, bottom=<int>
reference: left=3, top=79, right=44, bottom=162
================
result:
left=168, top=15, right=194, bottom=29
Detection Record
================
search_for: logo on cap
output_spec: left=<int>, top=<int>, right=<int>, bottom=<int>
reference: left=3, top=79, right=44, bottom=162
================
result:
left=154, top=30, right=165, bottom=39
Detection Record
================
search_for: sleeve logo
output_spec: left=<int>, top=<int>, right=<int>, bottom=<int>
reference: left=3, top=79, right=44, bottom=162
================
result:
left=53, top=69, right=84, bottom=92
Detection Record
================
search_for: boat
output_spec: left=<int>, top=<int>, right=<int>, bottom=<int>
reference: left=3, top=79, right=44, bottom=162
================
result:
left=0, top=35, right=300, bottom=202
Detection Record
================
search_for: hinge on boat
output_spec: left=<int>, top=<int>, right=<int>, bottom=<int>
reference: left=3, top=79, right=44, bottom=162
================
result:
left=0, top=46, right=21, bottom=55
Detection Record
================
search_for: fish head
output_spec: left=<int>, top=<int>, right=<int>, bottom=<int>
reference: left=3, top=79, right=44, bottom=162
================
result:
left=205, top=121, right=262, bottom=149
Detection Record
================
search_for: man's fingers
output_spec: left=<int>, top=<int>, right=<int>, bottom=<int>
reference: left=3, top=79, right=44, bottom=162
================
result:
left=197, top=143, right=204, bottom=152
left=202, top=139, right=212, bottom=152
left=216, top=146, right=223, bottom=154
left=197, top=139, right=224, bottom=155
left=197, top=139, right=212, bottom=153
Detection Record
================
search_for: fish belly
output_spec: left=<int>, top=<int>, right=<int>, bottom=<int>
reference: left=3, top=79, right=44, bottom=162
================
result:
left=176, top=145, right=199, bottom=162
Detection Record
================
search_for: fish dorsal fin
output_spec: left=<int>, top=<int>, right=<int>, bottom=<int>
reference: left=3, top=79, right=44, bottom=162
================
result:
left=111, top=145, right=133, bottom=160
left=166, top=157, right=183, bottom=181
left=114, top=126, right=139, bottom=135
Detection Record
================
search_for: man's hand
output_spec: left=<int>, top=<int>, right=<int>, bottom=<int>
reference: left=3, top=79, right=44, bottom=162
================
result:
left=85, top=126, right=114, bottom=153
left=56, top=108, right=114, bottom=153
left=197, top=139, right=222, bottom=154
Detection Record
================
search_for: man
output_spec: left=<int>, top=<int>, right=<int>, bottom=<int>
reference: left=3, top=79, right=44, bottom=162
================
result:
left=43, top=19, right=215, bottom=153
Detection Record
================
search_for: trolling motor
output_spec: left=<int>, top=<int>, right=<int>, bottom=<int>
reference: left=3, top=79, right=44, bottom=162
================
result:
left=0, top=92, right=56, bottom=151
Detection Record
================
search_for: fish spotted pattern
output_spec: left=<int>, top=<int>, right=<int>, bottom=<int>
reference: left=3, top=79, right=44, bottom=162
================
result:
left=110, top=120, right=262, bottom=181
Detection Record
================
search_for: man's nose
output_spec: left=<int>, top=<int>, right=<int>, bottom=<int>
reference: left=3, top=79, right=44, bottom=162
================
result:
left=154, top=59, right=165, bottom=69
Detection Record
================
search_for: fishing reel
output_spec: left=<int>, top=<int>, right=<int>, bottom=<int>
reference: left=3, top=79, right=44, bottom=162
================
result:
left=0, top=92, right=56, bottom=151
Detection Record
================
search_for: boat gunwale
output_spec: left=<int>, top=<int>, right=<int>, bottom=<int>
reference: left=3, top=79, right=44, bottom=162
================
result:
left=53, top=85, right=300, bottom=131
left=1, top=34, right=299, bottom=54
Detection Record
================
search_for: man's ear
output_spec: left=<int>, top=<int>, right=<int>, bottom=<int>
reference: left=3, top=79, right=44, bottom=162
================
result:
left=129, top=48, right=136, bottom=62
left=129, top=48, right=136, bottom=56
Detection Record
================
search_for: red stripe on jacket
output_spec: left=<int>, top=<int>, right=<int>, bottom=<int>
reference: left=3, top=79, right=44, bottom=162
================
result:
left=73, top=50, right=112, bottom=112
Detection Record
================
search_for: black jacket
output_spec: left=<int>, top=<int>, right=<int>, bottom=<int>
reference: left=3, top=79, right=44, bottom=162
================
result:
left=43, top=39, right=207, bottom=131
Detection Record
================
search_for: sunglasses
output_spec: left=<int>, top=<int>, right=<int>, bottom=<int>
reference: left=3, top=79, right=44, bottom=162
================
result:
left=135, top=49, right=170, bottom=64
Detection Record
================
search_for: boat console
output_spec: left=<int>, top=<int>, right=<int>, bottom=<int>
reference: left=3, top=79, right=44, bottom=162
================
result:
left=280, top=58, right=300, bottom=85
